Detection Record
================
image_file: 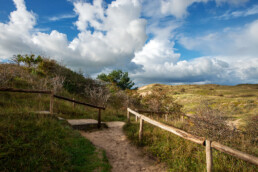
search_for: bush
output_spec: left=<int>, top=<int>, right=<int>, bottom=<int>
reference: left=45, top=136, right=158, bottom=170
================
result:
left=140, top=88, right=183, bottom=119
left=186, top=101, right=235, bottom=141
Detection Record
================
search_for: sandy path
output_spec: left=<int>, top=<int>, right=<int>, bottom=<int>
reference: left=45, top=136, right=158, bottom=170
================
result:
left=79, top=121, right=167, bottom=172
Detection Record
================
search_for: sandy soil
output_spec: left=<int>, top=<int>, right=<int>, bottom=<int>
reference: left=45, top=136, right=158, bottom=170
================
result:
left=79, top=121, right=167, bottom=172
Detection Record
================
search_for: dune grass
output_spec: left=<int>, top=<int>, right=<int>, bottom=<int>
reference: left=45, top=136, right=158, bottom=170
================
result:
left=0, top=112, right=111, bottom=172
left=137, top=84, right=258, bottom=128
left=0, top=92, right=112, bottom=172
left=123, top=122, right=257, bottom=172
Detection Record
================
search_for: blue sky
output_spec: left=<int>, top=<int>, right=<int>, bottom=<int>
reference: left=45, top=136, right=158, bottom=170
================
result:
left=0, top=0, right=258, bottom=86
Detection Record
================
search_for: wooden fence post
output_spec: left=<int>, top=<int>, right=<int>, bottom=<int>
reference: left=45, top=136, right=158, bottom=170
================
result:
left=127, top=109, right=130, bottom=123
left=165, top=114, right=168, bottom=121
left=181, top=116, right=184, bottom=122
left=50, top=91, right=54, bottom=114
left=98, top=109, right=101, bottom=129
left=139, top=117, right=144, bottom=141
left=73, top=97, right=75, bottom=109
left=206, top=140, right=213, bottom=172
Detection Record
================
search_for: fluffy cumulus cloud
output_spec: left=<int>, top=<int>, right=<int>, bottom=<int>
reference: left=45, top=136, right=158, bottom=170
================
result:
left=131, top=18, right=258, bottom=85
left=0, top=0, right=36, bottom=58
left=179, top=20, right=258, bottom=57
left=0, top=0, right=257, bottom=85
left=0, top=0, right=147, bottom=74
left=132, top=48, right=258, bottom=85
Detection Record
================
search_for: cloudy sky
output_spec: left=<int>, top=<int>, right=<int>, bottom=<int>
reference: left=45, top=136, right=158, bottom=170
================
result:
left=0, top=0, right=257, bottom=86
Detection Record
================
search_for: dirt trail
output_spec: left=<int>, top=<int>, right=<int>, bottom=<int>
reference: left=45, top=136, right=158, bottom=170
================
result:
left=79, top=121, right=167, bottom=172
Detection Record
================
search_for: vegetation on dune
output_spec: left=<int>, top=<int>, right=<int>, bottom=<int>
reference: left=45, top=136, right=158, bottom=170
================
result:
left=97, top=69, right=135, bottom=90
left=123, top=122, right=257, bottom=172
left=137, top=83, right=258, bottom=123
left=0, top=56, right=115, bottom=171
left=0, top=112, right=111, bottom=172
left=1, top=55, right=257, bottom=171
left=123, top=84, right=257, bottom=171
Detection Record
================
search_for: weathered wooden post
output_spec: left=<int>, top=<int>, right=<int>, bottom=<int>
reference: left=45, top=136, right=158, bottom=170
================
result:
left=72, top=97, right=75, bottom=109
left=206, top=140, right=213, bottom=172
left=127, top=109, right=130, bottom=123
left=50, top=91, right=54, bottom=114
left=165, top=114, right=168, bottom=121
left=98, top=108, right=101, bottom=129
left=181, top=116, right=184, bottom=122
left=136, top=116, right=138, bottom=122
left=139, top=117, right=144, bottom=141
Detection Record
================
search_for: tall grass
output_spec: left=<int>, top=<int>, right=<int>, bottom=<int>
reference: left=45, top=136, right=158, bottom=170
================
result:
left=0, top=112, right=111, bottom=171
left=0, top=92, right=112, bottom=171
left=123, top=122, right=257, bottom=171
left=0, top=91, right=126, bottom=122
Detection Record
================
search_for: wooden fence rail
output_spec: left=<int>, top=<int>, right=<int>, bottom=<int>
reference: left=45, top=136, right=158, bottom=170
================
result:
left=127, top=108, right=258, bottom=171
left=53, top=95, right=105, bottom=110
left=0, top=88, right=52, bottom=94
left=0, top=88, right=105, bottom=128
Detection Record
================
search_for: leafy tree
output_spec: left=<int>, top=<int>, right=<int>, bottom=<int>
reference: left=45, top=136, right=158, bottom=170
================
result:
left=97, top=70, right=134, bottom=90
left=35, top=55, right=43, bottom=64
left=11, top=54, right=24, bottom=66
left=24, top=54, right=35, bottom=67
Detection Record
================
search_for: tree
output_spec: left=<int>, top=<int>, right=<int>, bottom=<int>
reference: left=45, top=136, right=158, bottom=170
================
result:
left=24, top=54, right=35, bottom=67
left=97, top=70, right=134, bottom=90
left=11, top=54, right=24, bottom=66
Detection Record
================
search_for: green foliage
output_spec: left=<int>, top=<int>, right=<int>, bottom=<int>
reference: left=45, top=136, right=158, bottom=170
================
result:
left=38, top=58, right=94, bottom=94
left=97, top=70, right=134, bottom=90
left=0, top=112, right=111, bottom=172
left=123, top=122, right=257, bottom=171
left=11, top=54, right=43, bottom=68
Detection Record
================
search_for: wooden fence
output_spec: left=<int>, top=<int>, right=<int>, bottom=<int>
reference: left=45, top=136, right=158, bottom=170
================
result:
left=0, top=88, right=105, bottom=128
left=127, top=108, right=258, bottom=172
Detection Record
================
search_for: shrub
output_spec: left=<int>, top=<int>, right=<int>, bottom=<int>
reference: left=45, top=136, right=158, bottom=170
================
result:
left=186, top=101, right=236, bottom=141
left=140, top=88, right=183, bottom=119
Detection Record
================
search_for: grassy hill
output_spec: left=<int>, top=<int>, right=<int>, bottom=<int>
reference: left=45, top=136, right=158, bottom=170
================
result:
left=1, top=60, right=257, bottom=171
left=0, top=61, right=113, bottom=171
left=137, top=83, right=258, bottom=129
left=122, top=83, right=258, bottom=171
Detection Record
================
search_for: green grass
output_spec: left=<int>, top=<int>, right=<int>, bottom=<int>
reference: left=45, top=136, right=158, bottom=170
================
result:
left=0, top=91, right=113, bottom=171
left=0, top=112, right=111, bottom=172
left=0, top=92, right=126, bottom=122
left=138, top=84, right=258, bottom=128
left=123, top=122, right=257, bottom=172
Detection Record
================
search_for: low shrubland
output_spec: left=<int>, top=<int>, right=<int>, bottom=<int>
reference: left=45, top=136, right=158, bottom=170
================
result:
left=1, top=57, right=257, bottom=171
left=124, top=86, right=257, bottom=171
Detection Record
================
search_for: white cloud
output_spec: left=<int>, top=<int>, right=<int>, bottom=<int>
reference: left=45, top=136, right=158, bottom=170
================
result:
left=69, top=0, right=147, bottom=72
left=215, top=0, right=249, bottom=6
left=132, top=39, right=233, bottom=84
left=132, top=51, right=258, bottom=85
left=0, top=0, right=257, bottom=86
left=131, top=19, right=258, bottom=85
left=0, top=0, right=36, bottom=57
left=217, top=5, right=258, bottom=20
left=73, top=0, right=105, bottom=31
left=0, top=0, right=147, bottom=74
left=179, top=20, right=258, bottom=57
left=161, top=0, right=208, bottom=18
left=133, top=39, right=180, bottom=66
left=48, top=13, right=77, bottom=21
left=145, top=0, right=249, bottom=19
